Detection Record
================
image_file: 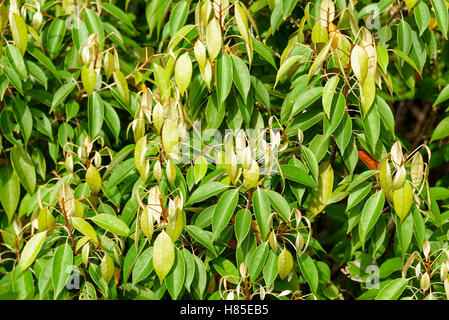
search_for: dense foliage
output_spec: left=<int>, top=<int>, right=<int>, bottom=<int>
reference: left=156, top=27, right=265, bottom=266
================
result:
left=1, top=0, right=449, bottom=300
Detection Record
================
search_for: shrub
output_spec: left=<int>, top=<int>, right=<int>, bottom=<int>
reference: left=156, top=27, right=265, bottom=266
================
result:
left=1, top=0, right=449, bottom=300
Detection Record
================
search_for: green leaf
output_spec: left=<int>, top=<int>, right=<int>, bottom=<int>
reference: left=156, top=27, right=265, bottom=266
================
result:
left=412, top=208, right=425, bottom=249
left=168, top=0, right=189, bottom=37
left=281, top=164, right=317, bottom=187
left=287, top=87, right=323, bottom=120
left=212, top=189, right=239, bottom=237
left=263, top=251, right=278, bottom=288
left=358, top=191, right=385, bottom=247
left=18, top=231, right=46, bottom=272
left=84, top=9, right=105, bottom=49
left=132, top=247, right=153, bottom=285
left=46, top=18, right=66, bottom=59
left=103, top=102, right=121, bottom=143
left=174, top=52, right=192, bottom=96
left=27, top=47, right=61, bottom=83
left=433, top=85, right=449, bottom=106
left=231, top=55, right=251, bottom=103
left=414, top=2, right=430, bottom=36
left=90, top=214, right=130, bottom=236
left=192, top=255, right=207, bottom=298
left=2, top=63, right=23, bottom=95
left=100, top=254, right=114, bottom=284
left=12, top=97, right=33, bottom=145
left=50, top=81, right=76, bottom=113
left=186, top=182, right=229, bottom=205
left=430, top=117, right=449, bottom=142
left=0, top=164, right=20, bottom=223
left=234, top=209, right=252, bottom=244
left=212, top=257, right=240, bottom=284
left=251, top=76, right=271, bottom=111
left=393, top=49, right=421, bottom=76
left=264, top=189, right=291, bottom=221
left=71, top=17, right=89, bottom=50
left=430, top=0, right=448, bottom=38
left=253, top=188, right=271, bottom=240
left=375, top=95, right=395, bottom=136
left=308, top=37, right=332, bottom=82
left=323, top=92, right=346, bottom=140
left=322, top=75, right=339, bottom=118
left=52, top=244, right=74, bottom=299
left=88, top=92, right=104, bottom=139
left=165, top=248, right=185, bottom=299
left=216, top=52, right=233, bottom=105
left=297, top=253, right=319, bottom=294
left=10, top=146, right=36, bottom=195
left=100, top=2, right=136, bottom=31
left=248, top=242, right=269, bottom=281
left=395, top=211, right=414, bottom=258
left=26, top=60, right=48, bottom=89
left=6, top=44, right=27, bottom=80
left=270, top=3, right=283, bottom=32
left=362, top=105, right=380, bottom=151
left=186, top=225, right=216, bottom=254
left=375, top=278, right=408, bottom=300
left=275, top=55, right=302, bottom=87
left=347, top=183, right=372, bottom=211
left=253, top=39, right=277, bottom=70
left=397, top=20, right=412, bottom=55
left=182, top=249, right=196, bottom=291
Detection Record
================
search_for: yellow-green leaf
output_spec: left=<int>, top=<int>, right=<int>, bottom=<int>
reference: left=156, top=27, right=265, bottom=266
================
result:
left=141, top=207, right=154, bottom=242
left=410, top=152, right=424, bottom=187
left=194, top=155, right=208, bottom=184
left=360, top=71, right=376, bottom=118
left=113, top=70, right=129, bottom=106
left=351, top=45, right=368, bottom=84
left=206, top=17, right=222, bottom=63
left=322, top=75, right=339, bottom=118
left=278, top=248, right=293, bottom=280
left=134, top=136, right=149, bottom=181
left=166, top=209, right=185, bottom=242
left=71, top=217, right=98, bottom=244
left=194, top=40, right=206, bottom=72
left=0, top=164, right=20, bottom=223
left=175, top=52, right=192, bottom=96
left=153, top=230, right=175, bottom=283
left=309, top=161, right=334, bottom=216
left=311, top=22, right=329, bottom=43
left=9, top=12, right=28, bottom=55
left=37, top=207, right=56, bottom=231
left=379, top=157, right=393, bottom=202
left=393, top=181, right=414, bottom=222
left=86, top=165, right=102, bottom=195
left=162, top=119, right=179, bottom=156
left=18, top=231, right=47, bottom=272
left=81, top=65, right=96, bottom=96
left=101, top=254, right=114, bottom=283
